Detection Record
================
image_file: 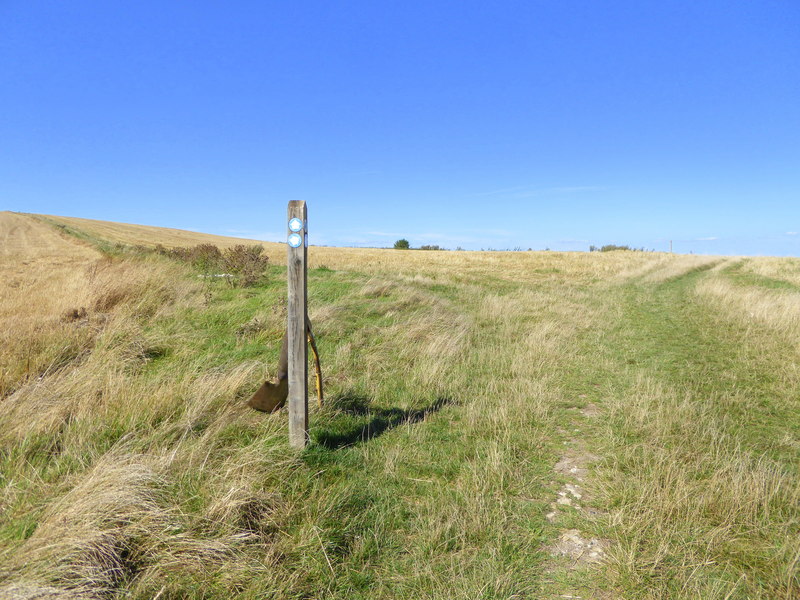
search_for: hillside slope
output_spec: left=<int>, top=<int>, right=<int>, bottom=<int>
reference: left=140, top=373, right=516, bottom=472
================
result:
left=0, top=213, right=797, bottom=600
left=34, top=213, right=284, bottom=251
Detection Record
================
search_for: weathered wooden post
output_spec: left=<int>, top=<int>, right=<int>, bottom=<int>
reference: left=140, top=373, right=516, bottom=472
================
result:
left=287, top=200, right=308, bottom=448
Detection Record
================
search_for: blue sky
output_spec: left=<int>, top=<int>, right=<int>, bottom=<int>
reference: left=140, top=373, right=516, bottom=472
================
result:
left=2, top=1, right=798, bottom=254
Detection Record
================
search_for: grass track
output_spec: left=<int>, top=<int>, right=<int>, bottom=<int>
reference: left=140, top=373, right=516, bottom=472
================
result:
left=556, top=265, right=800, bottom=598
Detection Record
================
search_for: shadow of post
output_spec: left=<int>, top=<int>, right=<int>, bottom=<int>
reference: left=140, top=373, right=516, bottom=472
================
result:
left=312, top=395, right=454, bottom=449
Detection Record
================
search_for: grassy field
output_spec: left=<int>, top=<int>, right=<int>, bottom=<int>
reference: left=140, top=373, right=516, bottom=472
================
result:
left=0, top=211, right=797, bottom=599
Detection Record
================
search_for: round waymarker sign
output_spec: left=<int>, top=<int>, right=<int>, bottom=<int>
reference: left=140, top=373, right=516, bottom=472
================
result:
left=288, top=233, right=302, bottom=248
left=288, top=217, right=304, bottom=232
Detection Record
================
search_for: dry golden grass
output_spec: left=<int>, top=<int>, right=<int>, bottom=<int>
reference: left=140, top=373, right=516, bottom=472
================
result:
left=0, top=228, right=200, bottom=399
left=1, top=212, right=98, bottom=262
left=637, top=254, right=726, bottom=283
left=696, top=275, right=800, bottom=339
left=740, top=256, right=800, bottom=286
left=35, top=213, right=285, bottom=252
left=583, top=259, right=800, bottom=599
left=309, top=247, right=668, bottom=283
left=0, top=212, right=100, bottom=319
left=1, top=213, right=104, bottom=396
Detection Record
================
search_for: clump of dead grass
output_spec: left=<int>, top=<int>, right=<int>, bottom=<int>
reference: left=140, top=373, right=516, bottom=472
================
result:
left=1, top=454, right=170, bottom=597
left=1, top=448, right=282, bottom=597
left=1, top=363, right=289, bottom=596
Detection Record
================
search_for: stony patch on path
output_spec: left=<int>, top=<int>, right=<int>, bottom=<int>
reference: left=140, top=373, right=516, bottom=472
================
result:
left=546, top=445, right=606, bottom=524
left=554, top=450, right=600, bottom=482
left=541, top=399, right=613, bottom=598
left=549, top=528, right=610, bottom=567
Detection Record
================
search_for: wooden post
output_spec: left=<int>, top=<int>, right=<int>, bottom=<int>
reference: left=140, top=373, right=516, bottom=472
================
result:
left=287, top=200, right=308, bottom=448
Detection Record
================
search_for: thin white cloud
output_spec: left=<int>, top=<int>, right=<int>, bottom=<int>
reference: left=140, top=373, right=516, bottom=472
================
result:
left=696, top=237, right=719, bottom=241
left=786, top=231, right=798, bottom=236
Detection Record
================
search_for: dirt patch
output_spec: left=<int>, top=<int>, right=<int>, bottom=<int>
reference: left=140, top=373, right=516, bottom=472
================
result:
left=547, top=448, right=604, bottom=522
left=554, top=450, right=600, bottom=481
left=542, top=392, right=612, bottom=595
left=548, top=529, right=610, bottom=568
left=581, top=402, right=602, bottom=418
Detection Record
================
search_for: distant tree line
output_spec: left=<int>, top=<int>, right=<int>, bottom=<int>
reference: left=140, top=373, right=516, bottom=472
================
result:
left=394, top=239, right=538, bottom=251
left=393, top=239, right=444, bottom=251
left=589, top=244, right=651, bottom=252
left=393, top=239, right=654, bottom=252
